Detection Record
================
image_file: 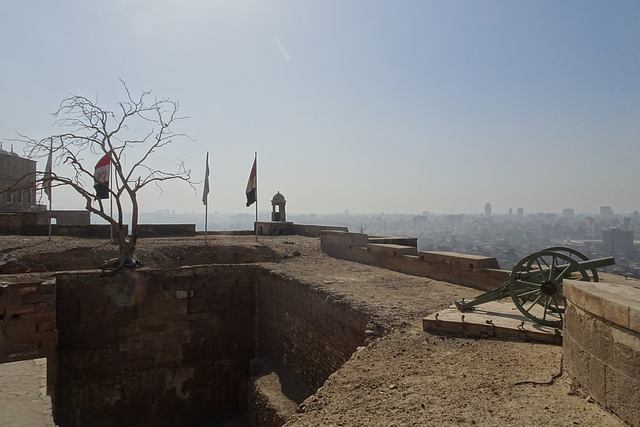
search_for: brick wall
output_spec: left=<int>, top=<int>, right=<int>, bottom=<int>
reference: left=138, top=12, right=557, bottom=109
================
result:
left=54, top=265, right=256, bottom=427
left=255, top=269, right=369, bottom=391
left=0, top=279, right=56, bottom=363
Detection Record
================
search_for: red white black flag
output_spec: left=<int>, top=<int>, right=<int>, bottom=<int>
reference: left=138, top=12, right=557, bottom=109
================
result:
left=245, top=155, right=257, bottom=207
left=93, top=154, right=111, bottom=199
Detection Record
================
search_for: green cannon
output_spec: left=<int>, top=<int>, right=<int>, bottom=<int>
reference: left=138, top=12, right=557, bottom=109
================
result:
left=455, top=247, right=615, bottom=327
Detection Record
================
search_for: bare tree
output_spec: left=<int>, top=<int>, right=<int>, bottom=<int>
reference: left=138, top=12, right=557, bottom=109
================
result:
left=16, top=80, right=193, bottom=269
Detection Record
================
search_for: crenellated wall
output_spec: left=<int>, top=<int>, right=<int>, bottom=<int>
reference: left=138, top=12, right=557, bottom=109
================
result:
left=320, top=230, right=508, bottom=291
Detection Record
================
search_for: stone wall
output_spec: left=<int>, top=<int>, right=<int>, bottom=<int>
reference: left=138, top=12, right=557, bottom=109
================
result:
left=0, top=213, right=25, bottom=234
left=21, top=224, right=119, bottom=238
left=563, top=279, right=640, bottom=427
left=54, top=265, right=256, bottom=427
left=321, top=230, right=508, bottom=291
left=292, top=224, right=349, bottom=237
left=0, top=279, right=56, bottom=364
left=0, top=278, right=57, bottom=399
left=255, top=269, right=369, bottom=391
left=255, top=222, right=349, bottom=237
left=136, top=223, right=196, bottom=237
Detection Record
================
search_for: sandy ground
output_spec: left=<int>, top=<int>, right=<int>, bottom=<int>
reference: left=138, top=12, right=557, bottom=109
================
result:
left=0, top=234, right=631, bottom=426
left=0, top=358, right=55, bottom=427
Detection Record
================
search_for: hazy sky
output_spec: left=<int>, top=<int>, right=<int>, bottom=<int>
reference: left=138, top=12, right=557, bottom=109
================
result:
left=2, top=1, right=639, bottom=216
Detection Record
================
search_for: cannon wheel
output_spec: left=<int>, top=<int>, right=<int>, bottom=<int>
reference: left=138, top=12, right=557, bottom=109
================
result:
left=508, top=250, right=590, bottom=327
left=543, top=247, right=599, bottom=282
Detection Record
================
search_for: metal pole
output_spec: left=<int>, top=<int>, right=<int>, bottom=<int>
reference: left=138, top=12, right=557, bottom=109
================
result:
left=109, top=157, right=113, bottom=242
left=204, top=202, right=208, bottom=246
left=254, top=152, right=258, bottom=242
left=47, top=139, right=52, bottom=242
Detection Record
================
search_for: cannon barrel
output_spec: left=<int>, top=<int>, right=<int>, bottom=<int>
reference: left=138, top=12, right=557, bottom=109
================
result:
left=574, top=256, right=616, bottom=270
left=515, top=255, right=615, bottom=281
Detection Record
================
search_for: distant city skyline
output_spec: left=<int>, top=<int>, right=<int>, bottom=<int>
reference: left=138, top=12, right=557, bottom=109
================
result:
left=2, top=2, right=639, bottom=215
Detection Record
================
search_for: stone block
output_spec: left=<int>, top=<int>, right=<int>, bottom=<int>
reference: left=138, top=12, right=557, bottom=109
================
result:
left=564, top=332, right=606, bottom=403
left=6, top=304, right=36, bottom=316
left=605, top=363, right=640, bottom=426
left=631, top=304, right=640, bottom=334
left=37, top=320, right=55, bottom=332
left=602, top=297, right=630, bottom=329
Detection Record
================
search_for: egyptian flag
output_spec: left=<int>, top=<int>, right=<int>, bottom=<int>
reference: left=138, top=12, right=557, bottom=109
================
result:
left=93, top=154, right=111, bottom=199
left=245, top=156, right=257, bottom=207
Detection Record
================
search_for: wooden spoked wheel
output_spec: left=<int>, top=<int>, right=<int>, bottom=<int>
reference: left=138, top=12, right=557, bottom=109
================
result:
left=508, top=250, right=590, bottom=327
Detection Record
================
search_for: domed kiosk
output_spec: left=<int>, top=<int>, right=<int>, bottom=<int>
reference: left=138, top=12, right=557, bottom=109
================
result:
left=255, top=192, right=294, bottom=236
left=271, top=191, right=286, bottom=222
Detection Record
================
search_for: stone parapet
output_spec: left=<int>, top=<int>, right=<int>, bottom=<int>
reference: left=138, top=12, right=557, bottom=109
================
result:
left=563, top=279, right=640, bottom=427
left=320, top=230, right=507, bottom=291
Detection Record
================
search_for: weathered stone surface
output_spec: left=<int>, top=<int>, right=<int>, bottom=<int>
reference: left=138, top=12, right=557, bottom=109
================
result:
left=564, top=280, right=640, bottom=427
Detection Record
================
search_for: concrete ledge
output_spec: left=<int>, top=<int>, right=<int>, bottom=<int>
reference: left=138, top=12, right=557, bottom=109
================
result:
left=564, top=279, right=640, bottom=426
left=564, top=280, right=640, bottom=333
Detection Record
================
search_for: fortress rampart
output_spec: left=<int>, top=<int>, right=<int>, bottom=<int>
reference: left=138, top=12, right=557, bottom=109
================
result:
left=0, top=263, right=368, bottom=426
left=1, top=231, right=639, bottom=426
left=320, top=230, right=509, bottom=291
left=320, top=230, right=640, bottom=427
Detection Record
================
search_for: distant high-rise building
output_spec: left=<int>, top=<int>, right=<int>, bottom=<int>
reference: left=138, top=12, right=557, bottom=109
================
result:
left=484, top=203, right=491, bottom=217
left=508, top=208, right=513, bottom=216
left=562, top=208, right=575, bottom=218
left=585, top=217, right=596, bottom=233
left=621, top=217, right=631, bottom=230
left=517, top=208, right=524, bottom=217
left=603, top=228, right=634, bottom=256
left=600, top=206, right=614, bottom=219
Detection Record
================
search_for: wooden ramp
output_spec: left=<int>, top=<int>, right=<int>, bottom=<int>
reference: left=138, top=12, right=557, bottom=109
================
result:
left=422, top=300, right=563, bottom=345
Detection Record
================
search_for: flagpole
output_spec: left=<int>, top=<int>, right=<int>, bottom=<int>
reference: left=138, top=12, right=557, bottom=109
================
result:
left=254, top=152, right=258, bottom=242
left=109, top=156, right=113, bottom=242
left=47, top=139, right=52, bottom=242
left=204, top=152, right=209, bottom=246
left=204, top=202, right=208, bottom=245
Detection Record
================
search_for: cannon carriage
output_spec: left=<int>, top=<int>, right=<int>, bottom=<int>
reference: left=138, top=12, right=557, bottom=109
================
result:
left=455, top=247, right=615, bottom=327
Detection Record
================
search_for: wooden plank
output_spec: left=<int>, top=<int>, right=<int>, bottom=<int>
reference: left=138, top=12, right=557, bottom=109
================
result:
left=422, top=300, right=562, bottom=345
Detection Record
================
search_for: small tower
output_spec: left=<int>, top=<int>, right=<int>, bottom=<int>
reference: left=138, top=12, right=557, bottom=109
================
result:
left=271, top=191, right=286, bottom=222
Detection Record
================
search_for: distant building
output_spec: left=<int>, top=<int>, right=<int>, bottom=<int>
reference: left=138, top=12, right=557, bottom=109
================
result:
left=517, top=208, right=524, bottom=217
left=0, top=144, right=90, bottom=233
left=562, top=209, right=575, bottom=219
left=0, top=144, right=38, bottom=212
left=585, top=217, right=596, bottom=233
left=600, top=206, right=614, bottom=219
left=484, top=203, right=491, bottom=217
left=603, top=228, right=634, bottom=256
left=621, top=217, right=631, bottom=230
